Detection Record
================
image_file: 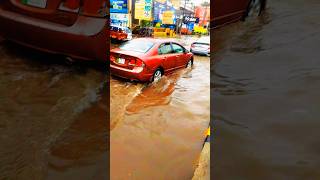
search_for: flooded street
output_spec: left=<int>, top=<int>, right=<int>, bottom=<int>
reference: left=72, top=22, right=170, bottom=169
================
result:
left=110, top=36, right=210, bottom=179
left=0, top=42, right=108, bottom=179
left=213, top=0, right=320, bottom=179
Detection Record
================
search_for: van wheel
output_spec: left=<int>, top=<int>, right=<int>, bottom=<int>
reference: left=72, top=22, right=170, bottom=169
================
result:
left=152, top=69, right=163, bottom=82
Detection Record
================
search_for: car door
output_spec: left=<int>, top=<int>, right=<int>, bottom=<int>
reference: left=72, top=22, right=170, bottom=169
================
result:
left=213, top=0, right=250, bottom=25
left=171, top=43, right=186, bottom=68
left=158, top=43, right=176, bottom=73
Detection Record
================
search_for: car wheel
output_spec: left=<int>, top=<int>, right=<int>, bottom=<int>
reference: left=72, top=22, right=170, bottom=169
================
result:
left=152, top=69, right=163, bottom=82
left=244, top=0, right=262, bottom=19
left=186, top=59, right=193, bottom=68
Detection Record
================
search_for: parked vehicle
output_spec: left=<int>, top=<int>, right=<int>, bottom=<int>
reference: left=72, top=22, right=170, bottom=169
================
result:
left=181, top=28, right=192, bottom=35
left=0, top=0, right=107, bottom=61
left=132, top=26, right=153, bottom=37
left=110, top=38, right=193, bottom=82
left=190, top=36, right=210, bottom=56
left=110, top=25, right=132, bottom=41
left=213, top=0, right=267, bottom=27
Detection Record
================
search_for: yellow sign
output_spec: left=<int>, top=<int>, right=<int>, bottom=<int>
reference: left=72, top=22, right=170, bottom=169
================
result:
left=170, top=0, right=180, bottom=9
left=155, top=0, right=166, bottom=3
left=135, top=0, right=152, bottom=20
left=161, top=11, right=174, bottom=24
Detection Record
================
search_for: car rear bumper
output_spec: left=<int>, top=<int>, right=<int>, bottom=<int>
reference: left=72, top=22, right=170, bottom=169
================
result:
left=110, top=64, right=153, bottom=82
left=190, top=48, right=210, bottom=55
left=0, top=7, right=106, bottom=61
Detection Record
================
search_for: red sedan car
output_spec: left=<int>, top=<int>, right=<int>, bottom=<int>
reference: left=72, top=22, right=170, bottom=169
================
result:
left=213, top=0, right=267, bottom=27
left=0, top=0, right=107, bottom=61
left=110, top=38, right=194, bottom=82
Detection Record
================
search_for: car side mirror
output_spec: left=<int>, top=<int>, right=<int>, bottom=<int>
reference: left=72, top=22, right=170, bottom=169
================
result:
left=184, top=49, right=189, bottom=53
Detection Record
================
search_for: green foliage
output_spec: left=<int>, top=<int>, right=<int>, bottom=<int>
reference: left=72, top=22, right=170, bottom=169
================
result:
left=140, top=20, right=152, bottom=27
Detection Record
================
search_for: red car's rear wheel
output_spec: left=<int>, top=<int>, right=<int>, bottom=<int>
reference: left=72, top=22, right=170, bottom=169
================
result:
left=243, top=0, right=265, bottom=20
left=186, top=59, right=193, bottom=68
left=152, top=69, right=163, bottom=83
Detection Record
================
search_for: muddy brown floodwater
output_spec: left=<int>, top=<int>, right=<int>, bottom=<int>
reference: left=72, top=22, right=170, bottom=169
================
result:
left=0, top=42, right=108, bottom=179
left=213, top=0, right=320, bottom=179
left=110, top=36, right=210, bottom=179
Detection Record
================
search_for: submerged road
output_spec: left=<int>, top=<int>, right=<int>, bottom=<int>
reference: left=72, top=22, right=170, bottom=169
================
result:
left=110, top=36, right=210, bottom=179
left=213, top=0, right=320, bottom=179
left=0, top=42, right=108, bottom=179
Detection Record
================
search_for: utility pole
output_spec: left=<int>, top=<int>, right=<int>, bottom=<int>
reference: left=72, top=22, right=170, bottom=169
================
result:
left=201, top=1, right=209, bottom=35
left=179, top=0, right=187, bottom=35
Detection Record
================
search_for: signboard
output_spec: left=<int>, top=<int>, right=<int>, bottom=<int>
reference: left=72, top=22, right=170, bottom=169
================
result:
left=155, top=0, right=166, bottom=3
left=161, top=11, right=174, bottom=24
left=183, top=16, right=199, bottom=24
left=110, top=13, right=129, bottom=27
left=110, top=0, right=128, bottom=13
left=195, top=6, right=210, bottom=25
left=135, top=0, right=152, bottom=20
left=110, top=13, right=129, bottom=21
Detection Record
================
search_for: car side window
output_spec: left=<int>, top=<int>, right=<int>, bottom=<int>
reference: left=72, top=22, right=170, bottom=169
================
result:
left=171, top=43, right=184, bottom=53
left=159, top=43, right=173, bottom=55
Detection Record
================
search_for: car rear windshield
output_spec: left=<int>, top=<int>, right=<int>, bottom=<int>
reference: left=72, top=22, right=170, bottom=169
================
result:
left=194, top=42, right=209, bottom=46
left=119, top=40, right=154, bottom=53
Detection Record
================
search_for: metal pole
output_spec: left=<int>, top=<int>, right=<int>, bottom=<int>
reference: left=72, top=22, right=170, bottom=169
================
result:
left=179, top=0, right=187, bottom=35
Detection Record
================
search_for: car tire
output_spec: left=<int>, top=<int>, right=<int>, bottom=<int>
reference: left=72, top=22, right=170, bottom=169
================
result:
left=152, top=68, right=163, bottom=83
left=186, top=59, right=193, bottom=68
left=243, top=0, right=263, bottom=20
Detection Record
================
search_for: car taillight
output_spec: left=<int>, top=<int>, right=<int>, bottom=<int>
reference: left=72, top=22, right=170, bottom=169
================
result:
left=191, top=44, right=195, bottom=48
left=58, top=0, right=80, bottom=13
left=110, top=55, right=116, bottom=61
left=136, top=59, right=144, bottom=67
left=80, top=0, right=107, bottom=17
left=128, top=58, right=144, bottom=67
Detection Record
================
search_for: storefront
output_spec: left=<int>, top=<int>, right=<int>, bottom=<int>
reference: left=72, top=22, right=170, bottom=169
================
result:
left=182, top=16, right=199, bottom=31
left=110, top=0, right=131, bottom=27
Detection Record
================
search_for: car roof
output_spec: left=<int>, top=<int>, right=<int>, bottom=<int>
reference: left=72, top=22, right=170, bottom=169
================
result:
left=132, top=38, right=178, bottom=44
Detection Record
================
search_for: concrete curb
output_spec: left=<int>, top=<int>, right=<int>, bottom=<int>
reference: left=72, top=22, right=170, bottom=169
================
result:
left=192, top=127, right=210, bottom=180
left=192, top=142, right=210, bottom=180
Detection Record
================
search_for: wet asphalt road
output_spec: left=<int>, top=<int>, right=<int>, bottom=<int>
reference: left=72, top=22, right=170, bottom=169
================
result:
left=110, top=36, right=210, bottom=179
left=0, top=35, right=209, bottom=179
left=0, top=42, right=108, bottom=179
left=213, top=0, right=320, bottom=179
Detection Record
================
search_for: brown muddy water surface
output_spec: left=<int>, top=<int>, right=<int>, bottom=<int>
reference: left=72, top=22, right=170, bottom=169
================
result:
left=110, top=36, right=210, bottom=179
left=0, top=42, right=108, bottom=179
left=213, top=0, right=320, bottom=179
